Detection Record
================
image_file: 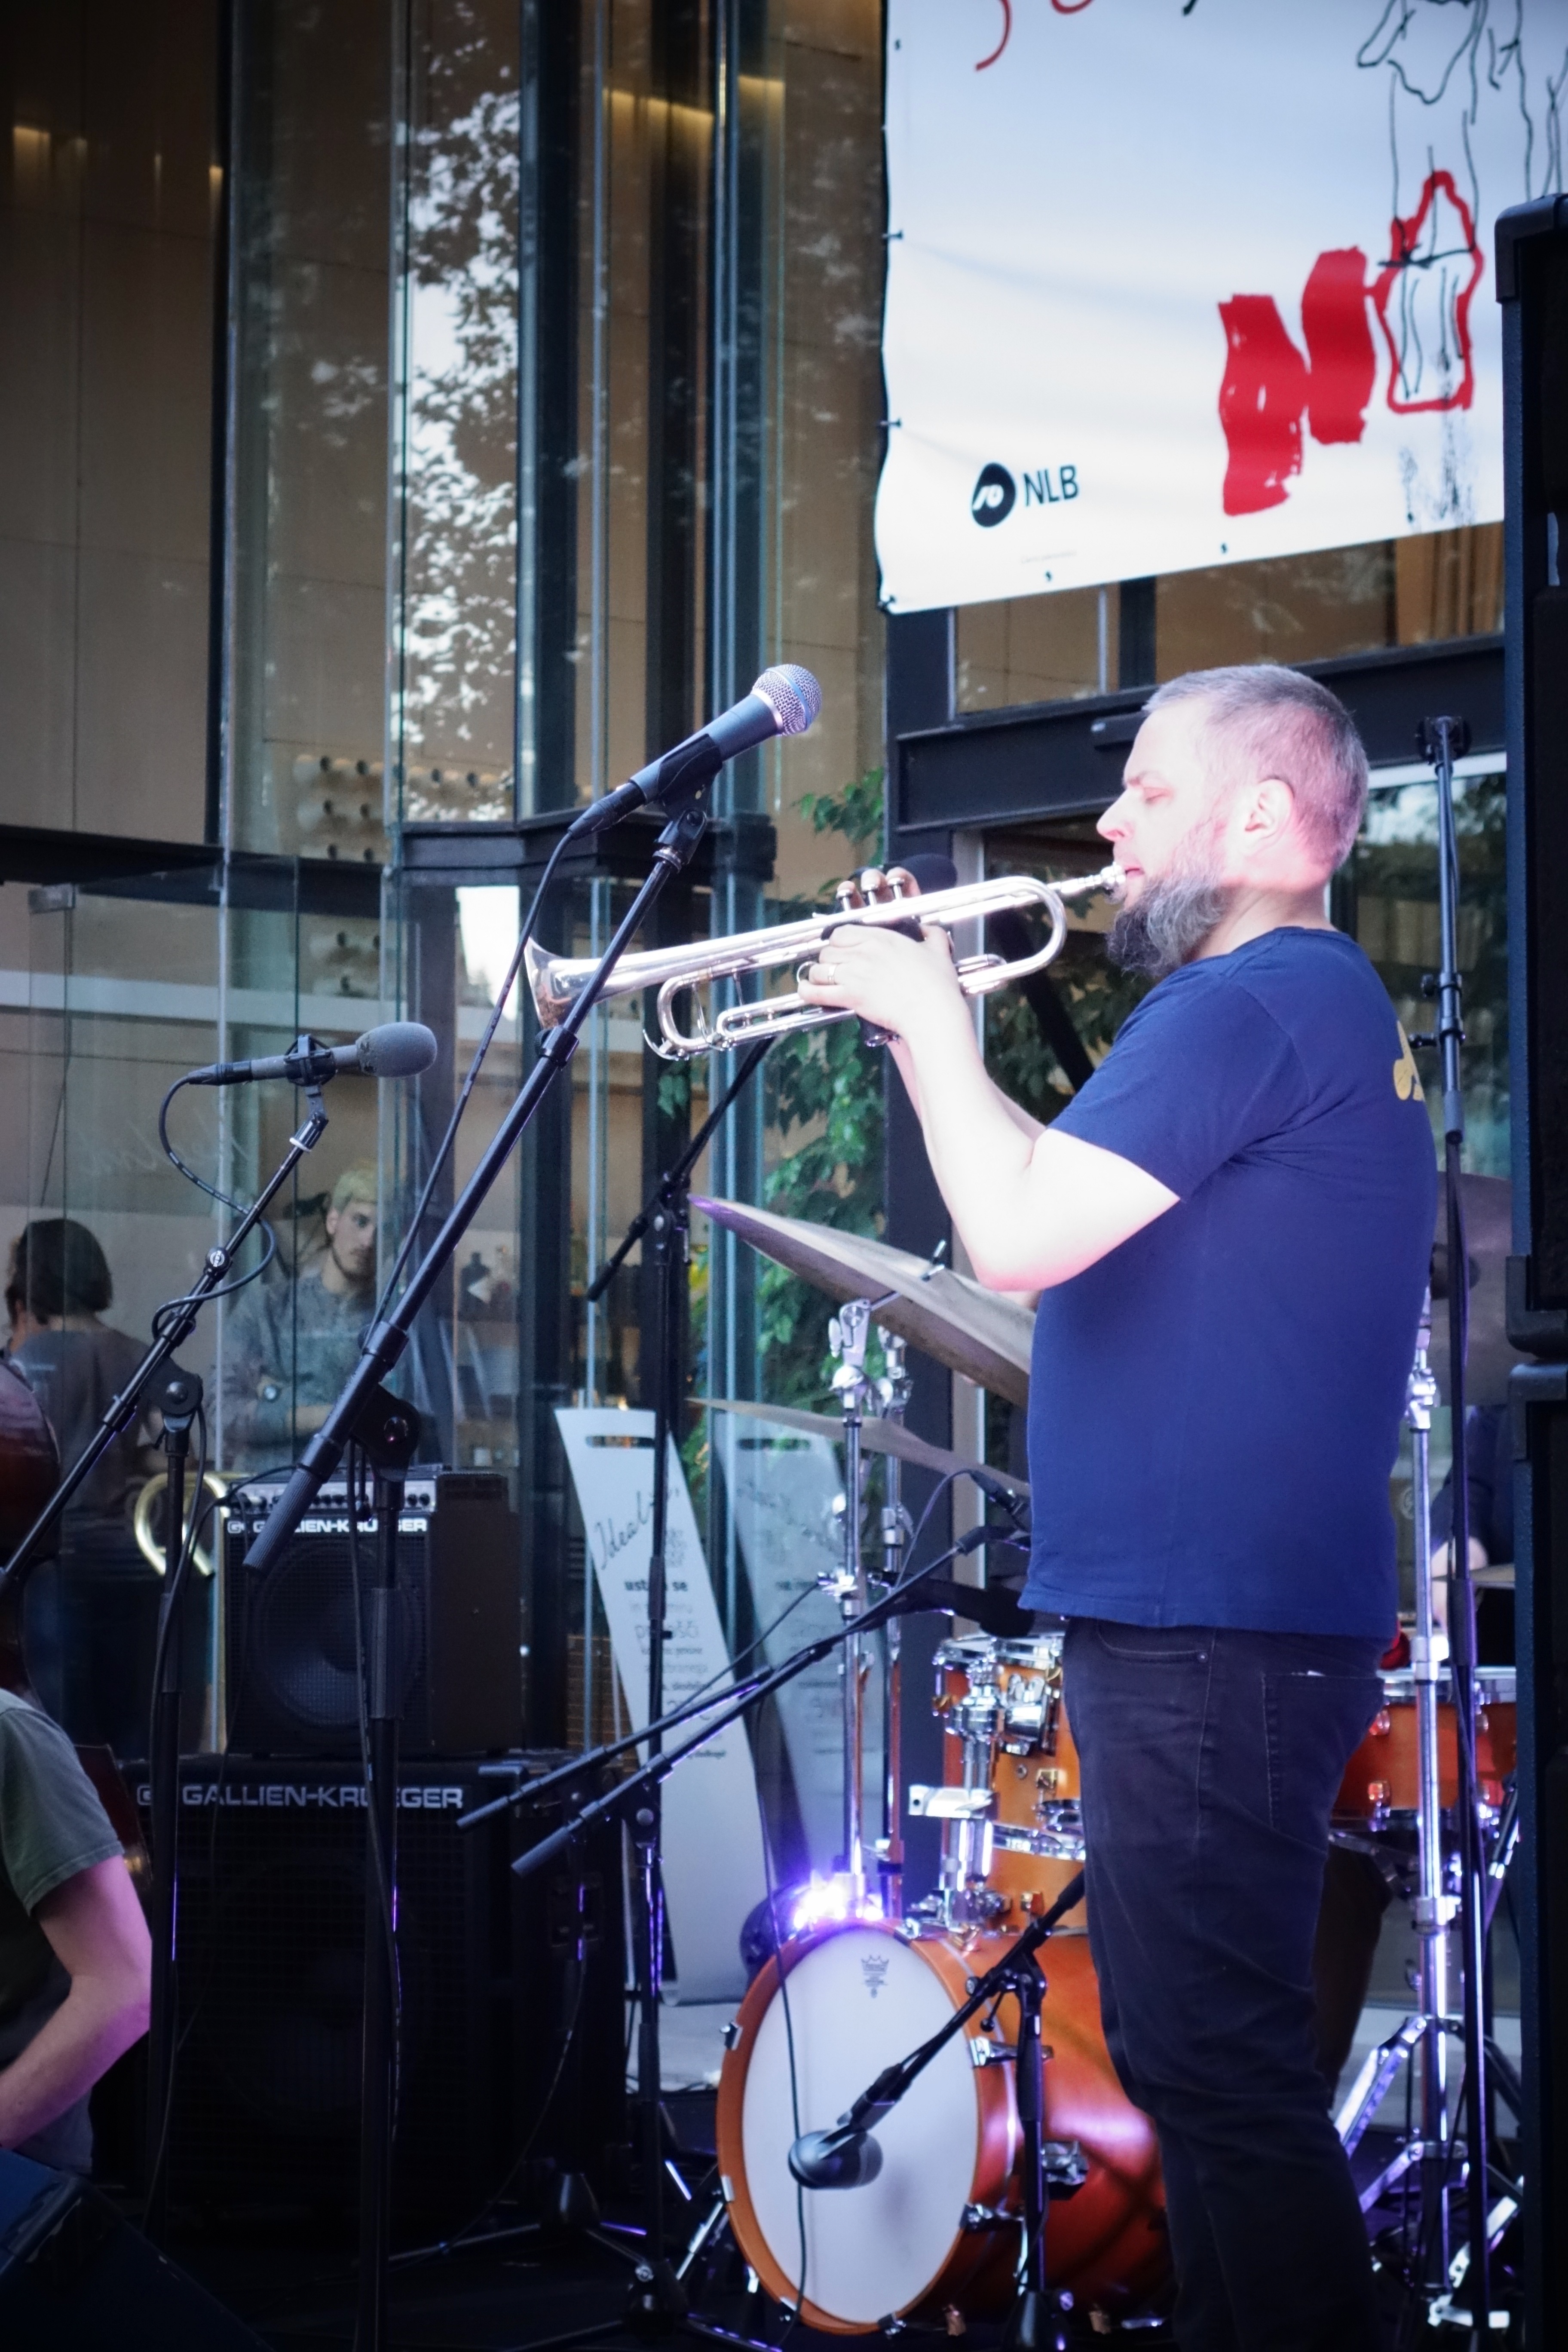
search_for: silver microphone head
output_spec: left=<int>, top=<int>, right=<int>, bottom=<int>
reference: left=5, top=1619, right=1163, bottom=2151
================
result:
left=355, top=1022, right=439, bottom=1078
left=753, top=664, right=822, bottom=738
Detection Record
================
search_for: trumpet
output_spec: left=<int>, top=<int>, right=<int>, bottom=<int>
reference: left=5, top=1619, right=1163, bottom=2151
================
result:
left=524, top=862, right=1122, bottom=1059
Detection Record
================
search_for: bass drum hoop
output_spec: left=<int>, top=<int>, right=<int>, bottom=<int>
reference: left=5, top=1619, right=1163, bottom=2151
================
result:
left=715, top=1923, right=1018, bottom=2334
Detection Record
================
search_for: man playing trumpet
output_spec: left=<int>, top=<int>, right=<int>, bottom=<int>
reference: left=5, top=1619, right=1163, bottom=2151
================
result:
left=800, top=664, right=1435, bottom=2352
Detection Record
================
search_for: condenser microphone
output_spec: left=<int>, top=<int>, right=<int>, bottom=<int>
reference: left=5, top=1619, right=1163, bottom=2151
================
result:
left=184, top=1022, right=438, bottom=1088
left=574, top=665, right=822, bottom=835
left=787, top=2125, right=885, bottom=2191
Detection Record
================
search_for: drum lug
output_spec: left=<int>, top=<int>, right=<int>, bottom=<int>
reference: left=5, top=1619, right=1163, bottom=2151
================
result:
left=962, top=2200, right=1017, bottom=2232
left=968, top=2036, right=1018, bottom=2068
left=723, top=2020, right=743, bottom=2052
left=1043, top=2139, right=1090, bottom=2194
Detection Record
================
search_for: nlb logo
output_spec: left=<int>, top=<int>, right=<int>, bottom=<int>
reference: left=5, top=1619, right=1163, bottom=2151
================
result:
left=971, top=459, right=1080, bottom=528
left=971, top=462, right=1016, bottom=527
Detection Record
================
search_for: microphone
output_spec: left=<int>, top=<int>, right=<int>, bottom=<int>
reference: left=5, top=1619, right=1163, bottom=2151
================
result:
left=184, top=1023, right=438, bottom=1088
left=966, top=1464, right=1031, bottom=1524
left=788, top=2125, right=885, bottom=2191
left=574, top=666, right=821, bottom=835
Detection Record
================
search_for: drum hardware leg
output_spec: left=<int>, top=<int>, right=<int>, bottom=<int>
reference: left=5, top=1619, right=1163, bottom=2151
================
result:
left=876, top=1329, right=912, bottom=1920
left=830, top=1301, right=873, bottom=1904
left=1002, top=1955, right=1072, bottom=2352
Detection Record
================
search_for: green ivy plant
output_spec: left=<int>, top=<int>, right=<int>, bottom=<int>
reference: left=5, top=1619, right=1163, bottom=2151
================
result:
left=758, top=773, right=891, bottom=1408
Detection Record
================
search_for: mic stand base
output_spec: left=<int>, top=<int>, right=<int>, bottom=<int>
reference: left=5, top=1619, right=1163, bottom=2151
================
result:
left=1002, top=2290, right=1072, bottom=2352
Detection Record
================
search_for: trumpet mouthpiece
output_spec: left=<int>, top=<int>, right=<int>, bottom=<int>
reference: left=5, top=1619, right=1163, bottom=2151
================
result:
left=753, top=665, right=821, bottom=737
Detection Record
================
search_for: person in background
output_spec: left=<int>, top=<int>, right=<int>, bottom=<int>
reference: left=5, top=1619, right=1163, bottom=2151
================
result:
left=5, top=1221, right=161, bottom=1723
left=223, top=1162, right=379, bottom=1467
left=0, top=1687, right=150, bottom=2170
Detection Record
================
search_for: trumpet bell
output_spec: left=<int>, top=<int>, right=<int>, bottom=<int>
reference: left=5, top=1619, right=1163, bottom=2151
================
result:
left=133, top=1468, right=228, bottom=1579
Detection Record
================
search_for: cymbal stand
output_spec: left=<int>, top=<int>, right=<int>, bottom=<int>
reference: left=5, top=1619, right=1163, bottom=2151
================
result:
left=582, top=1033, right=773, bottom=2335
left=1334, top=1296, right=1455, bottom=2281
left=828, top=1299, right=873, bottom=1904
left=875, top=1329, right=911, bottom=1920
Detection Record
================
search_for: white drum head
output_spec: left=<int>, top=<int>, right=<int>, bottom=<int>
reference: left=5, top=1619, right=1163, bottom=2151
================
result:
left=736, top=1927, right=989, bottom=2326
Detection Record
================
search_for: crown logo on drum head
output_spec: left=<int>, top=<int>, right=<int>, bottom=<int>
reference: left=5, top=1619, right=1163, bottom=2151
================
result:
left=860, top=1951, right=890, bottom=1999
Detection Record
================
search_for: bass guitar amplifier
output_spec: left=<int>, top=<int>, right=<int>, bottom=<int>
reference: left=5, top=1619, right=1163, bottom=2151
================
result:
left=138, top=1755, right=625, bottom=2223
left=222, top=1470, right=522, bottom=1757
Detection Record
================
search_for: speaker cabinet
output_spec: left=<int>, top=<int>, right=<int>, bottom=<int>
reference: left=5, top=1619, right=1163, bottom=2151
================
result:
left=223, top=1470, right=521, bottom=1756
left=1499, top=193, right=1568, bottom=2349
left=141, top=1755, right=625, bottom=2223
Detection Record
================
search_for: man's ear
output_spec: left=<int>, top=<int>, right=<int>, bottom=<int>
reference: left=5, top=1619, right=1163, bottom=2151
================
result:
left=1240, top=775, right=1296, bottom=847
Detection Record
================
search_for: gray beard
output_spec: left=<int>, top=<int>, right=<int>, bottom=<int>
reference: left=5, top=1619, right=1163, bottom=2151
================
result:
left=1107, top=873, right=1232, bottom=980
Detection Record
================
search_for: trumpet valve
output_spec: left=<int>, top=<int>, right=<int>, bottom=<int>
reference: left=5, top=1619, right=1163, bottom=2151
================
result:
left=833, top=876, right=867, bottom=913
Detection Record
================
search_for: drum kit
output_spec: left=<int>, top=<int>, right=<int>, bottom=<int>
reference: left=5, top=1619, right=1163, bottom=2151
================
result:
left=686, top=1178, right=1523, bottom=2341
left=696, top=1197, right=1170, bottom=2341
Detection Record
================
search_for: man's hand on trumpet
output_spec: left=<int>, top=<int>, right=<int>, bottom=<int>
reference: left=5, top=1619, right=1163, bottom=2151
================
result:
left=797, top=916, right=1176, bottom=1295
left=798, top=917, right=965, bottom=1045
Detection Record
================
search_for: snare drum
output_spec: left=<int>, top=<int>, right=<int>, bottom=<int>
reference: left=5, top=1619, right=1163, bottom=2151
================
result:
left=1334, top=1666, right=1517, bottom=1827
left=911, top=1633, right=1086, bottom=1928
left=715, top=1920, right=1167, bottom=2333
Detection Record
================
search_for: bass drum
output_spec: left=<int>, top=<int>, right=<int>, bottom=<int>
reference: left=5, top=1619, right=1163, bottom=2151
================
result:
left=715, top=1921, right=1167, bottom=2334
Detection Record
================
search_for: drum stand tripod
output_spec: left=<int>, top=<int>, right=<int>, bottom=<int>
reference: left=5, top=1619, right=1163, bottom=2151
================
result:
left=1334, top=1298, right=1458, bottom=2278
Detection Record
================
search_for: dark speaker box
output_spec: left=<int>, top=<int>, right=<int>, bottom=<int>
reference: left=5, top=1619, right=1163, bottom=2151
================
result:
left=139, top=1754, right=625, bottom=2224
left=0, top=2148, right=264, bottom=2348
left=1499, top=194, right=1568, bottom=2351
left=223, top=1470, right=521, bottom=1756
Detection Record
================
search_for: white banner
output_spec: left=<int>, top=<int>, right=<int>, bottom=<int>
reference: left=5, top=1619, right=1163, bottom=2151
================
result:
left=554, top=1409, right=767, bottom=2003
left=712, top=1416, right=851, bottom=1876
left=877, top=0, right=1566, bottom=612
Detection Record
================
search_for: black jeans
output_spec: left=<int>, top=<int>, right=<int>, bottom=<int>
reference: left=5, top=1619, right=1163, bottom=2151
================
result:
left=1062, top=1617, right=1384, bottom=2352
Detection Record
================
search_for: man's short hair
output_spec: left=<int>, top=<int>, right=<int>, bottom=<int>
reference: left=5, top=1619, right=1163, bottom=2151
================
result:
left=1145, top=663, right=1369, bottom=873
left=331, top=1162, right=378, bottom=1214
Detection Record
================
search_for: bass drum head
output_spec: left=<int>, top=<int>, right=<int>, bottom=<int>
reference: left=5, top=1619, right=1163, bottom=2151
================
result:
left=716, top=1925, right=1011, bottom=2333
left=717, top=1926, right=1169, bottom=2334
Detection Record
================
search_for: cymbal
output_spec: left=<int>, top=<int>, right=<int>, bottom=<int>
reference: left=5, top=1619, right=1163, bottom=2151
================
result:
left=1430, top=1173, right=1518, bottom=1411
left=692, top=1196, right=1034, bottom=1406
left=699, top=1395, right=1028, bottom=1497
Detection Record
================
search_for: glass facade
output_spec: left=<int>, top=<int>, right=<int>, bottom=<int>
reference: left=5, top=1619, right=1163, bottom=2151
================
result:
left=0, top=2, right=1508, bottom=1820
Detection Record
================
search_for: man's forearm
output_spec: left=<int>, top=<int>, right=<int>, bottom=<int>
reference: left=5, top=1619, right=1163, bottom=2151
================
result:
left=899, top=1004, right=1041, bottom=1281
left=0, top=1977, right=149, bottom=2150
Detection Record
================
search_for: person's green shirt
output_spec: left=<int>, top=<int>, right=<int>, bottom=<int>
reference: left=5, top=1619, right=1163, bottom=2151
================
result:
left=0, top=1691, right=122, bottom=2170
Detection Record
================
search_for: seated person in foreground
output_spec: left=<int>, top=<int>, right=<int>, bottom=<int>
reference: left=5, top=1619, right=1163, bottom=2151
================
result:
left=0, top=1688, right=150, bottom=2170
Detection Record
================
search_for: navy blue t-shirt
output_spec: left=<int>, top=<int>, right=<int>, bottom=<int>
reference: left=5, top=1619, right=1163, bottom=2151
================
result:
left=1021, top=927, right=1437, bottom=1638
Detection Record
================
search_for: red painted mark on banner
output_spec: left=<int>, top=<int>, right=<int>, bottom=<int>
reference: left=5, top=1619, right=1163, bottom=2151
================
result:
left=1218, top=297, right=1311, bottom=515
left=1301, top=248, right=1376, bottom=444
left=976, top=1, right=1011, bottom=67
left=976, top=0, right=1097, bottom=70
left=1370, top=169, right=1483, bottom=414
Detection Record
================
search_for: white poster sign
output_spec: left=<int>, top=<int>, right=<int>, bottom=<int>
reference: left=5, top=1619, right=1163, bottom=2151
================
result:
left=877, top=0, right=1567, bottom=612
left=555, top=1409, right=767, bottom=2003
left=712, top=1417, right=850, bottom=1875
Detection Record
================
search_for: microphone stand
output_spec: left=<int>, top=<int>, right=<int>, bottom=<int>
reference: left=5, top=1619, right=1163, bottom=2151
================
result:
left=0, top=1074, right=331, bottom=1605
left=1417, top=714, right=1494, bottom=2335
left=0, top=1078, right=330, bottom=2238
left=581, top=1034, right=772, bottom=2333
left=143, top=1365, right=203, bottom=2245
left=240, top=771, right=720, bottom=2352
